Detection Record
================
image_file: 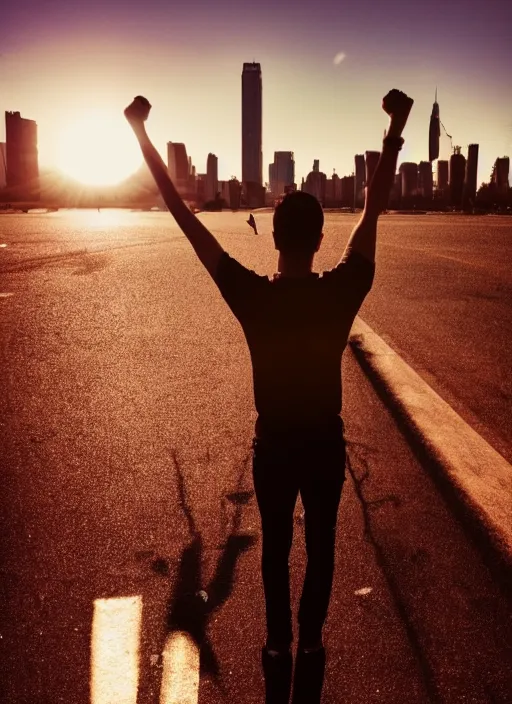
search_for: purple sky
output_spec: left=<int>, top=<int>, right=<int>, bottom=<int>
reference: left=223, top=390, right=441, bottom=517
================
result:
left=1, top=0, right=511, bottom=184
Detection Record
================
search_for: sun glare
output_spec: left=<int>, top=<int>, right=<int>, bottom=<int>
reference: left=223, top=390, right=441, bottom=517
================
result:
left=56, top=112, right=142, bottom=186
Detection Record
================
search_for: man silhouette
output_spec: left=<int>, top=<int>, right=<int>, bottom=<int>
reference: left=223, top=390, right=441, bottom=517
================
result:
left=247, top=212, right=259, bottom=234
left=125, top=88, right=413, bottom=703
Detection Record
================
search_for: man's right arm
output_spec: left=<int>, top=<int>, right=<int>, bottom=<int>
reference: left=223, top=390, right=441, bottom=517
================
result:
left=340, top=89, right=414, bottom=265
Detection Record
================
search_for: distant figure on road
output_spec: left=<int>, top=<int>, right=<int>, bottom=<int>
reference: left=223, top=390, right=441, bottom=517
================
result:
left=247, top=212, right=259, bottom=235
left=125, top=89, right=413, bottom=704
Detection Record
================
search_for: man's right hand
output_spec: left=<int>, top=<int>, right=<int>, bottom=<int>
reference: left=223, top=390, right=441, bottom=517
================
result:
left=382, top=89, right=414, bottom=135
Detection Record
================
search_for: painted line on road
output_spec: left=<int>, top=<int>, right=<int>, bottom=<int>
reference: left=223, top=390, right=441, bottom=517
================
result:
left=350, top=316, right=512, bottom=562
left=380, top=241, right=486, bottom=270
left=160, top=631, right=200, bottom=704
left=90, top=597, right=201, bottom=704
left=90, top=596, right=142, bottom=704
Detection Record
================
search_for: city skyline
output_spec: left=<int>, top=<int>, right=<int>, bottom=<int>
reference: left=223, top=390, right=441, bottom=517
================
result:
left=0, top=0, right=511, bottom=187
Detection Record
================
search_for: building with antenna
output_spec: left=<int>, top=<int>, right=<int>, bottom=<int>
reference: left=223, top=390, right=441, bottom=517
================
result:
left=429, top=88, right=441, bottom=162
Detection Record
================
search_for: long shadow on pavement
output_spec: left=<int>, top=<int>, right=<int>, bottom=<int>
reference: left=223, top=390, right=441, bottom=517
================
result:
left=157, top=448, right=256, bottom=695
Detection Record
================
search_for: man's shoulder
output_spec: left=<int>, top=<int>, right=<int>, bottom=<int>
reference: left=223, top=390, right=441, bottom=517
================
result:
left=216, top=251, right=268, bottom=283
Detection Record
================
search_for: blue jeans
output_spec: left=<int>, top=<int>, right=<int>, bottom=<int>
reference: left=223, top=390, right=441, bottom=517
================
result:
left=252, top=418, right=346, bottom=648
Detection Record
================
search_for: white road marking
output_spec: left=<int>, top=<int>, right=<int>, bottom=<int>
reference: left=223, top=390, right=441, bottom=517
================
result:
left=90, top=596, right=142, bottom=704
left=350, top=317, right=512, bottom=559
left=355, top=587, right=373, bottom=596
left=160, top=631, right=200, bottom=704
left=0, top=293, right=14, bottom=298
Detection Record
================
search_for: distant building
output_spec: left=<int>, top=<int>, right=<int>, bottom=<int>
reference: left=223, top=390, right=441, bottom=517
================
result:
left=167, top=142, right=198, bottom=199
left=242, top=62, right=263, bottom=205
left=206, top=153, right=218, bottom=201
left=354, top=154, right=365, bottom=207
left=304, top=161, right=326, bottom=203
left=463, top=144, right=479, bottom=208
left=418, top=161, right=434, bottom=199
left=5, top=111, right=39, bottom=199
left=399, top=162, right=418, bottom=200
left=391, top=173, right=402, bottom=200
left=365, top=151, right=380, bottom=189
left=269, top=151, right=295, bottom=197
left=437, top=160, right=449, bottom=192
left=196, top=173, right=207, bottom=204
left=217, top=180, right=231, bottom=204
left=324, top=172, right=342, bottom=206
left=0, top=142, right=6, bottom=188
left=229, top=178, right=242, bottom=209
left=167, top=142, right=188, bottom=182
left=340, top=175, right=355, bottom=207
left=449, top=147, right=466, bottom=208
left=429, top=89, right=440, bottom=162
left=491, top=157, right=510, bottom=193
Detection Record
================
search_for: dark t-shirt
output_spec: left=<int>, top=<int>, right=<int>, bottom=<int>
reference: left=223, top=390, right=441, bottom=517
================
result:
left=214, top=248, right=375, bottom=437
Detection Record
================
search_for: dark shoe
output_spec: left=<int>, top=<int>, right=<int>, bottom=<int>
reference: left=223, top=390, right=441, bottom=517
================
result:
left=291, top=646, right=326, bottom=704
left=262, top=646, right=293, bottom=704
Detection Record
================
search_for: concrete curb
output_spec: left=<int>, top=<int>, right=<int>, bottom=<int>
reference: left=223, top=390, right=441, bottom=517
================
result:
left=349, top=316, right=512, bottom=569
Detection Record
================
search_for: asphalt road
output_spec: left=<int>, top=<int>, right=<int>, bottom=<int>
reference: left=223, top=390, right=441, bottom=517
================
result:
left=1, top=210, right=511, bottom=703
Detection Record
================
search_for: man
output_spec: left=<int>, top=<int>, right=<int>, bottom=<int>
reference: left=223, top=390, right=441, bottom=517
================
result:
left=125, top=88, right=413, bottom=703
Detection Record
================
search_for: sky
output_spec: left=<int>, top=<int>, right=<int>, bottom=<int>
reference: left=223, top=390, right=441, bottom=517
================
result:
left=1, top=0, right=511, bottom=186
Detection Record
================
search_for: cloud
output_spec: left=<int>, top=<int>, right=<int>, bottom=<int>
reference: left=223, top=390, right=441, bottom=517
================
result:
left=333, top=52, right=346, bottom=65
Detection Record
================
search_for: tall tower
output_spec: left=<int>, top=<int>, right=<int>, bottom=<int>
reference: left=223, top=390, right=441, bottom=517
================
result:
left=241, top=62, right=262, bottom=188
left=0, top=143, right=6, bottom=189
left=206, top=153, right=218, bottom=201
left=464, top=144, right=479, bottom=208
left=449, top=146, right=466, bottom=209
left=354, top=154, right=365, bottom=208
left=429, top=88, right=440, bottom=162
left=5, top=111, right=39, bottom=200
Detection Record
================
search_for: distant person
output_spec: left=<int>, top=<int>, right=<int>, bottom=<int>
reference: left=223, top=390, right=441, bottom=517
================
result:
left=125, top=89, right=413, bottom=703
left=247, top=212, right=259, bottom=234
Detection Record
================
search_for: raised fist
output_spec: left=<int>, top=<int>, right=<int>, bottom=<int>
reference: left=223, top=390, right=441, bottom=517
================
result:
left=124, top=96, right=152, bottom=124
left=382, top=89, right=414, bottom=122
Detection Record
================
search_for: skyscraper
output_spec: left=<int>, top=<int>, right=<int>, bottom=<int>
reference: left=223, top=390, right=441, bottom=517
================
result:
left=0, top=143, right=6, bottom=189
left=269, top=151, right=295, bottom=196
left=206, top=153, right=218, bottom=201
left=418, top=161, right=433, bottom=199
left=242, top=62, right=262, bottom=191
left=5, top=111, right=39, bottom=199
left=437, top=160, right=449, bottom=192
left=449, top=147, right=466, bottom=208
left=491, top=157, right=510, bottom=193
left=167, top=142, right=189, bottom=182
left=354, top=154, right=365, bottom=207
left=399, top=163, right=418, bottom=200
left=304, top=162, right=326, bottom=203
left=429, top=88, right=441, bottom=162
left=464, top=144, right=479, bottom=208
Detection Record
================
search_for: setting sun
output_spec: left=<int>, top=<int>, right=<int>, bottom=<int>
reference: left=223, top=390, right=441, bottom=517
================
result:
left=56, top=111, right=142, bottom=186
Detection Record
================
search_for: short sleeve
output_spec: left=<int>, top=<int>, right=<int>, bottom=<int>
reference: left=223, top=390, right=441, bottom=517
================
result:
left=324, top=248, right=375, bottom=314
left=214, top=251, right=266, bottom=323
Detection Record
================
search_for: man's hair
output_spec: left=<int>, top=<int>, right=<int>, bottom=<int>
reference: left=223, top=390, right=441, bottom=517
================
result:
left=273, top=191, right=324, bottom=256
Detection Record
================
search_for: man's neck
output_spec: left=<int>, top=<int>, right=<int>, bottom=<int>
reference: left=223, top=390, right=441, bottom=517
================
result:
left=276, top=253, right=315, bottom=278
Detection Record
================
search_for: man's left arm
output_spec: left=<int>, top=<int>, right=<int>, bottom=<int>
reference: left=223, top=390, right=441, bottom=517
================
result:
left=125, top=96, right=224, bottom=279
